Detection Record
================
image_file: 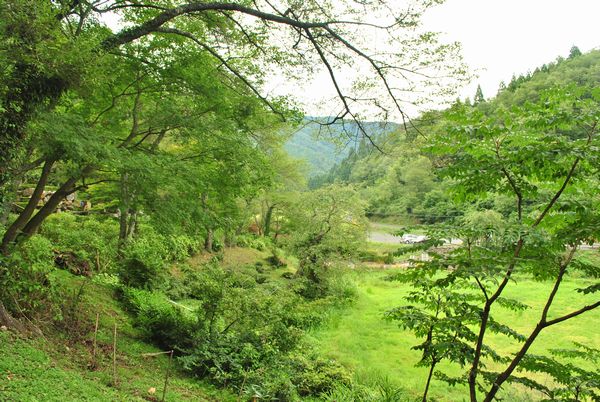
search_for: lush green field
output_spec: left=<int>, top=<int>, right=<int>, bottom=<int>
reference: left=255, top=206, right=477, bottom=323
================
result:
left=310, top=266, right=600, bottom=401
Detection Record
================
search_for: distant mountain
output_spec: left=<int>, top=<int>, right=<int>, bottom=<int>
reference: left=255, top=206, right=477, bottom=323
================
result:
left=308, top=48, right=600, bottom=222
left=284, top=119, right=400, bottom=177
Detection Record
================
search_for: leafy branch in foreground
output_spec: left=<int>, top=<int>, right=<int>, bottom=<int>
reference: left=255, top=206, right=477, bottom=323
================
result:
left=387, top=85, right=600, bottom=401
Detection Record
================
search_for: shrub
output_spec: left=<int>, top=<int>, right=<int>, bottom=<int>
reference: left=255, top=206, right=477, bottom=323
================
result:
left=165, top=235, right=202, bottom=262
left=0, top=235, right=57, bottom=316
left=119, top=287, right=196, bottom=351
left=41, top=214, right=118, bottom=273
left=289, top=352, right=352, bottom=397
left=235, top=234, right=270, bottom=251
left=120, top=261, right=355, bottom=399
left=119, top=230, right=170, bottom=289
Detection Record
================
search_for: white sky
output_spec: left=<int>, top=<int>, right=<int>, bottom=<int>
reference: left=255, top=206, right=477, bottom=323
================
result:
left=423, top=0, right=600, bottom=102
left=102, top=1, right=600, bottom=117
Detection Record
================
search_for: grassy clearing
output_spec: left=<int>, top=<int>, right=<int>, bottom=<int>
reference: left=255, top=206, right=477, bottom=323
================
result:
left=310, top=267, right=600, bottom=401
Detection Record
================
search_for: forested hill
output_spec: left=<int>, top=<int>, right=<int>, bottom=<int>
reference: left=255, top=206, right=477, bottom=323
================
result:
left=284, top=119, right=400, bottom=176
left=312, top=48, right=600, bottom=222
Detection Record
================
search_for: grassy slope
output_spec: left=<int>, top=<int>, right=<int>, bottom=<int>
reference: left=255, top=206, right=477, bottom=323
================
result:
left=0, top=270, right=235, bottom=402
left=0, top=246, right=295, bottom=402
left=311, top=267, right=600, bottom=402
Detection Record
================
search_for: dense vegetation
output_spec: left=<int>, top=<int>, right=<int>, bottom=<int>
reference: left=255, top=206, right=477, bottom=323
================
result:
left=313, top=49, right=600, bottom=224
left=0, top=1, right=599, bottom=401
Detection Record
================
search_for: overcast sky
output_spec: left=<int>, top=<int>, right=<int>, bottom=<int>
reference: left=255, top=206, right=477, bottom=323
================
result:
left=423, top=0, right=600, bottom=101
left=103, top=1, right=600, bottom=117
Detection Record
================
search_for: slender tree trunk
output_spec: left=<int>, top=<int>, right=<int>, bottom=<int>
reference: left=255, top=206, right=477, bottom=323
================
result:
left=204, top=228, right=213, bottom=252
left=263, top=204, right=276, bottom=237
left=468, top=303, right=490, bottom=402
left=422, top=360, right=437, bottom=402
left=118, top=207, right=129, bottom=249
left=118, top=172, right=139, bottom=253
left=483, top=325, right=543, bottom=402
left=200, top=193, right=214, bottom=251
left=484, top=250, right=577, bottom=401
left=1, top=158, right=55, bottom=253
left=15, top=176, right=78, bottom=243
left=127, top=209, right=137, bottom=238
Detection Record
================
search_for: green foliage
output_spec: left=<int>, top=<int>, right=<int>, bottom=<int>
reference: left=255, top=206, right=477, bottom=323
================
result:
left=517, top=344, right=600, bottom=401
left=120, top=287, right=196, bottom=351
left=120, top=262, right=354, bottom=399
left=284, top=184, right=367, bottom=297
left=235, top=233, right=271, bottom=251
left=41, top=213, right=119, bottom=273
left=389, top=84, right=600, bottom=400
left=116, top=223, right=206, bottom=289
left=119, top=230, right=171, bottom=289
left=0, top=235, right=57, bottom=315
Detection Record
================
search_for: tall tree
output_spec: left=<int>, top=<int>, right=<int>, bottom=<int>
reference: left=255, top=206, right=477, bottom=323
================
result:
left=0, top=0, right=468, bottom=201
left=473, top=84, right=485, bottom=104
left=389, top=85, right=600, bottom=401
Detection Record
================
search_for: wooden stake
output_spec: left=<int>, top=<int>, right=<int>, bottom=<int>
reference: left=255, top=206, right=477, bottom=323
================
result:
left=161, top=350, right=173, bottom=402
left=92, top=313, right=99, bottom=360
left=112, top=322, right=117, bottom=385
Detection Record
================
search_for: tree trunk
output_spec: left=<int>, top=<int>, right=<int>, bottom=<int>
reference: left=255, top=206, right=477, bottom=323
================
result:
left=263, top=204, right=276, bottom=237
left=127, top=209, right=137, bottom=238
left=0, top=301, right=26, bottom=333
left=204, top=228, right=213, bottom=252
left=422, top=361, right=437, bottom=402
left=118, top=206, right=129, bottom=250
left=118, top=171, right=139, bottom=253
left=1, top=158, right=55, bottom=253
left=15, top=176, right=78, bottom=244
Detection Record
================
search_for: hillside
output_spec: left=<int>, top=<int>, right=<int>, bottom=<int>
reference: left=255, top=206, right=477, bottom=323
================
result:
left=312, top=48, right=600, bottom=222
left=284, top=119, right=400, bottom=177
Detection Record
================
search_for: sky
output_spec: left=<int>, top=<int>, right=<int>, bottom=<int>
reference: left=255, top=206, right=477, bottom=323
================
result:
left=102, top=1, right=600, bottom=118
left=423, top=0, right=600, bottom=101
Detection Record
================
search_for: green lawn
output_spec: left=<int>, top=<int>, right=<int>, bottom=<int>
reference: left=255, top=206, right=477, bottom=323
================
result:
left=310, top=267, right=600, bottom=401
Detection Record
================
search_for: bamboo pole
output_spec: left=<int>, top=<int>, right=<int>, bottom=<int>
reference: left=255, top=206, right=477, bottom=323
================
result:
left=161, top=350, right=174, bottom=402
left=92, top=312, right=99, bottom=367
left=112, top=322, right=117, bottom=385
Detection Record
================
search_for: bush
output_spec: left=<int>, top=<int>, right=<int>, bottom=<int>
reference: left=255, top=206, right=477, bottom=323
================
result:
left=41, top=214, right=119, bottom=273
left=119, top=287, right=196, bottom=351
left=235, top=234, right=270, bottom=251
left=0, top=235, right=58, bottom=316
left=289, top=352, right=352, bottom=396
left=294, top=265, right=359, bottom=303
left=322, top=375, right=407, bottom=402
left=165, top=235, right=202, bottom=262
left=119, top=230, right=170, bottom=289
left=120, top=261, right=353, bottom=399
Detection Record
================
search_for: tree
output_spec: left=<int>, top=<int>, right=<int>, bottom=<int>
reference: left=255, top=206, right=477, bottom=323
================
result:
left=569, top=45, right=582, bottom=59
left=285, top=184, right=367, bottom=296
left=473, top=84, right=485, bottom=104
left=0, top=0, right=467, bottom=207
left=388, top=85, right=600, bottom=401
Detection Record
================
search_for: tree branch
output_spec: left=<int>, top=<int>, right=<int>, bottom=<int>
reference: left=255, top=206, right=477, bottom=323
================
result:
left=155, top=28, right=286, bottom=121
